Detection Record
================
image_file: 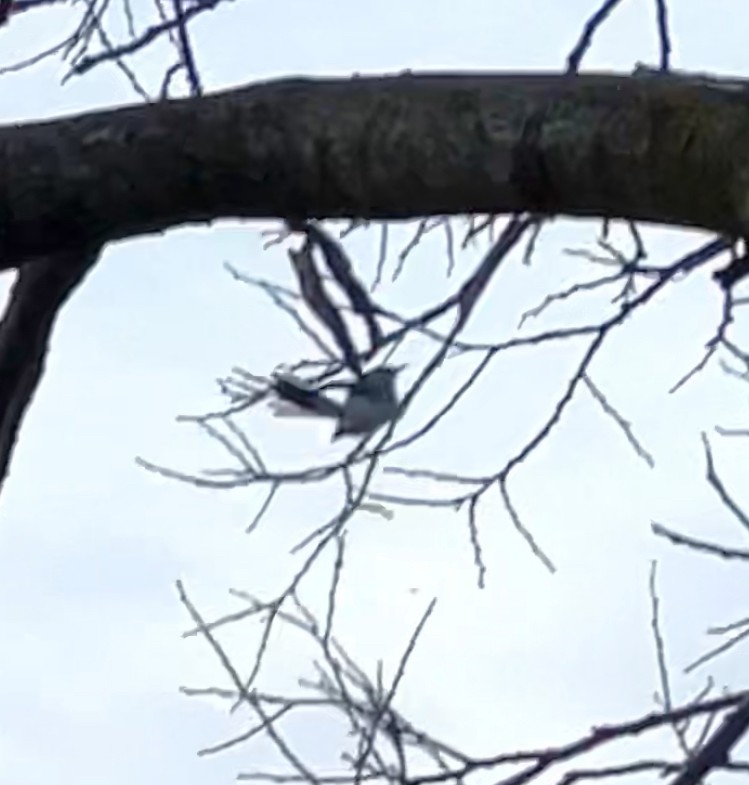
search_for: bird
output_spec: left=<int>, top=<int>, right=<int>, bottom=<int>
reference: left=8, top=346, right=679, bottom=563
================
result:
left=271, top=366, right=404, bottom=440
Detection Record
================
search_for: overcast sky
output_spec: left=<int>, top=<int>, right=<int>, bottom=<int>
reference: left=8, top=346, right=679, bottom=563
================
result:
left=1, top=2, right=749, bottom=784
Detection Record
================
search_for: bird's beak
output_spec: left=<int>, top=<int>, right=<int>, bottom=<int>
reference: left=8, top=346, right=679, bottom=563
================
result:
left=390, top=364, right=407, bottom=374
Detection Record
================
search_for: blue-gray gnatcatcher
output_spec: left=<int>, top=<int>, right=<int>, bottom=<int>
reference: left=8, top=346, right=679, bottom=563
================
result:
left=271, top=366, right=404, bottom=440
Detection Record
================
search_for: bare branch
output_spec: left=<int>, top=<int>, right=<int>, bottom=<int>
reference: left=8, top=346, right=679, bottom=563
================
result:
left=171, top=0, right=202, bottom=96
left=668, top=696, right=749, bottom=785
left=653, top=0, right=672, bottom=71
left=649, top=561, right=693, bottom=757
left=0, top=246, right=101, bottom=492
left=289, top=241, right=362, bottom=373
left=4, top=75, right=749, bottom=267
left=69, top=0, right=224, bottom=78
left=295, top=222, right=384, bottom=355
left=702, top=432, right=749, bottom=533
left=560, top=759, right=749, bottom=785
left=567, top=0, right=627, bottom=73
left=583, top=374, right=655, bottom=468
left=685, top=622, right=749, bottom=675
left=651, top=522, right=749, bottom=561
left=455, top=214, right=534, bottom=331
left=178, top=581, right=320, bottom=782
left=669, top=287, right=735, bottom=393
left=518, top=272, right=623, bottom=328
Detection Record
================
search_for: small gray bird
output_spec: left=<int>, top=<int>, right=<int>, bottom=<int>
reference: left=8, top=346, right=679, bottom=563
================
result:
left=271, top=366, right=404, bottom=440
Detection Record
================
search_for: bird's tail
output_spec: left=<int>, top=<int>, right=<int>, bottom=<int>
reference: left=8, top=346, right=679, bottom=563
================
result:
left=270, top=374, right=342, bottom=419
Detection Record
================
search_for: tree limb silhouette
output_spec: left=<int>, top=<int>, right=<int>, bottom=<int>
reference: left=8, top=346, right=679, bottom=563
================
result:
left=5, top=71, right=749, bottom=268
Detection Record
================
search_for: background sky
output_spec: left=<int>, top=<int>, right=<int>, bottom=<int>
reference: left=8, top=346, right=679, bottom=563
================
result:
left=1, top=1, right=749, bottom=784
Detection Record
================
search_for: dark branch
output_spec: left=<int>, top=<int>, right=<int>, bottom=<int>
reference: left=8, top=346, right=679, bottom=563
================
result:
left=668, top=696, right=749, bottom=785
left=4, top=73, right=749, bottom=268
left=0, top=246, right=101, bottom=493
left=652, top=522, right=749, bottom=561
left=288, top=241, right=362, bottom=374
left=654, top=0, right=672, bottom=71
left=567, top=0, right=626, bottom=73
left=69, top=0, right=222, bottom=77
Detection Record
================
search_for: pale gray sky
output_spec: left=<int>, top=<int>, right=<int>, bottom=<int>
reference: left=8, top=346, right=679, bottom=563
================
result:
left=1, top=2, right=749, bottom=784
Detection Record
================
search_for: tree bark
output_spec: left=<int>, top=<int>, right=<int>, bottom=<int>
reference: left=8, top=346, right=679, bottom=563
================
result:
left=4, top=71, right=749, bottom=268
left=0, top=246, right=100, bottom=496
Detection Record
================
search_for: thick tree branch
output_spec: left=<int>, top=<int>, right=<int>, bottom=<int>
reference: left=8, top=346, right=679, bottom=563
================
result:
left=669, top=696, right=749, bottom=785
left=0, top=246, right=100, bottom=495
left=4, top=71, right=749, bottom=268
